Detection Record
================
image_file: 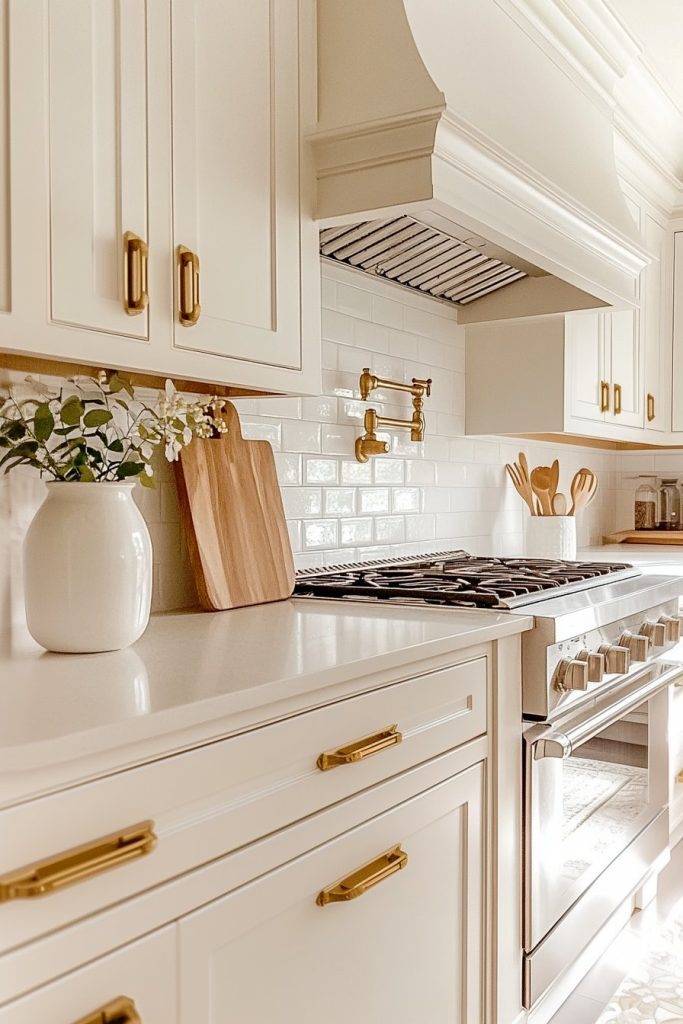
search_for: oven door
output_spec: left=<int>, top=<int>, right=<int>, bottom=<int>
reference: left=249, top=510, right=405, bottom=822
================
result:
left=524, top=660, right=681, bottom=955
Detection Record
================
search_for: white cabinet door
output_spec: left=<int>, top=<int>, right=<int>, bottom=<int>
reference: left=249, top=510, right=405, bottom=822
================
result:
left=608, top=308, right=643, bottom=428
left=0, top=0, right=9, bottom=322
left=47, top=0, right=149, bottom=339
left=0, top=926, right=176, bottom=1024
left=565, top=312, right=607, bottom=426
left=171, top=0, right=303, bottom=371
left=672, top=231, right=683, bottom=433
left=642, top=213, right=669, bottom=433
left=179, top=763, right=486, bottom=1024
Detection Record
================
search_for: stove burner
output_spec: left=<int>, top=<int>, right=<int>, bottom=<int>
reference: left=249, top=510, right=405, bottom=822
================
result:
left=294, top=551, right=635, bottom=610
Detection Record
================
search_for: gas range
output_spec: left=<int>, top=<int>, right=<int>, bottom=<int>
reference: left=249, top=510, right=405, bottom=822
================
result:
left=294, top=550, right=683, bottom=720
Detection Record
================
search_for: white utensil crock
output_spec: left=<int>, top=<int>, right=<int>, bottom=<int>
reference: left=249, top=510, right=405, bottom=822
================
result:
left=23, top=482, right=152, bottom=653
left=525, top=516, right=577, bottom=560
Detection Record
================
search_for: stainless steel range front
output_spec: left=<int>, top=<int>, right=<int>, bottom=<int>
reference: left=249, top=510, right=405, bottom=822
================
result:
left=295, top=550, right=683, bottom=1009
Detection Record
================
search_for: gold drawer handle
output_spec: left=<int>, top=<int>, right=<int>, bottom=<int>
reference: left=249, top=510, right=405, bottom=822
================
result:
left=74, top=995, right=140, bottom=1024
left=317, top=724, right=402, bottom=771
left=177, top=244, right=201, bottom=326
left=600, top=380, right=610, bottom=412
left=647, top=393, right=656, bottom=422
left=613, top=382, right=622, bottom=415
left=123, top=232, right=149, bottom=315
left=316, top=845, right=408, bottom=906
left=0, top=821, right=156, bottom=901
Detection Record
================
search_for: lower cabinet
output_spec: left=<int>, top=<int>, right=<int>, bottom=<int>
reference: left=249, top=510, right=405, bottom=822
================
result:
left=178, top=762, right=485, bottom=1024
left=0, top=926, right=176, bottom=1023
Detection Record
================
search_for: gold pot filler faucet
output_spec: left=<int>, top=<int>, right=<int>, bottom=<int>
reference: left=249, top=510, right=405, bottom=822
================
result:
left=355, top=368, right=432, bottom=463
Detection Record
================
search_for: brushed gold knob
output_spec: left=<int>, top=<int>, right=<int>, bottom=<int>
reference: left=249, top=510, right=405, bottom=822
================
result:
left=577, top=650, right=605, bottom=683
left=642, top=621, right=667, bottom=647
left=659, top=615, right=682, bottom=642
left=598, top=643, right=631, bottom=674
left=553, top=658, right=589, bottom=692
left=618, top=631, right=650, bottom=663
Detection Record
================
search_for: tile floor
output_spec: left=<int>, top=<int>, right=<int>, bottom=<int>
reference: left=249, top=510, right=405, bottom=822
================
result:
left=549, top=841, right=683, bottom=1023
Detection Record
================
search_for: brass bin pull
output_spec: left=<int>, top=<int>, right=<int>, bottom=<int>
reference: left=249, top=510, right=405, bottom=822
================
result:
left=0, top=821, right=156, bottom=902
left=317, top=724, right=402, bottom=771
left=614, top=382, right=622, bottom=415
left=123, top=232, right=149, bottom=316
left=177, top=245, right=201, bottom=326
left=647, top=393, right=656, bottom=422
left=73, top=995, right=141, bottom=1024
left=317, top=845, right=408, bottom=906
left=600, top=380, right=610, bottom=413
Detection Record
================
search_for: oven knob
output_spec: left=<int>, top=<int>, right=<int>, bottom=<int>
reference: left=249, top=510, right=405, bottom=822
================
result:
left=598, top=643, right=631, bottom=674
left=641, top=620, right=667, bottom=647
left=618, top=631, right=650, bottom=662
left=553, top=658, right=589, bottom=692
left=659, top=615, right=682, bottom=642
left=577, top=649, right=605, bottom=683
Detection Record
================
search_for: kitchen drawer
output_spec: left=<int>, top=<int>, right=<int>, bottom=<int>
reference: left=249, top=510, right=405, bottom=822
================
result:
left=0, top=925, right=176, bottom=1022
left=0, top=655, right=487, bottom=953
left=178, top=762, right=485, bottom=1024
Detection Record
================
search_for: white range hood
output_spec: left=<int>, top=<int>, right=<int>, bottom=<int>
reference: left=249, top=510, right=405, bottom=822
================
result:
left=309, top=0, right=652, bottom=321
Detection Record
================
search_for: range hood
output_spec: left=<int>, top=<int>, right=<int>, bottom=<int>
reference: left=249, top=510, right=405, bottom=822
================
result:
left=309, top=0, right=651, bottom=322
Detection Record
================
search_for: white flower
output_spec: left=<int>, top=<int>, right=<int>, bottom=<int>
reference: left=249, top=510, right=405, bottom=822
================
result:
left=144, top=463, right=153, bottom=477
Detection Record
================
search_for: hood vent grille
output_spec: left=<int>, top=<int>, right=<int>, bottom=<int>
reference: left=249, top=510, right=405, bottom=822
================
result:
left=320, top=216, right=527, bottom=306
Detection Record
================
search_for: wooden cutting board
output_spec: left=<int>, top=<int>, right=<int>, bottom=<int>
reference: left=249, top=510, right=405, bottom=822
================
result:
left=174, top=402, right=295, bottom=610
left=604, top=529, right=683, bottom=545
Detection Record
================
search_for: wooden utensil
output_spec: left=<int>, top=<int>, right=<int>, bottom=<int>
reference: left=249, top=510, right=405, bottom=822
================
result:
left=174, top=401, right=295, bottom=610
left=530, top=466, right=554, bottom=516
left=549, top=459, right=560, bottom=501
left=552, top=492, right=567, bottom=515
left=505, top=461, right=536, bottom=515
left=568, top=468, right=597, bottom=516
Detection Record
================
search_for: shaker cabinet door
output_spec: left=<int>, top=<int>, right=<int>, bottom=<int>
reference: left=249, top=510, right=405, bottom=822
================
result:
left=171, top=0, right=304, bottom=371
left=566, top=312, right=607, bottom=426
left=608, top=308, right=643, bottom=428
left=47, top=0, right=149, bottom=339
left=178, top=763, right=486, bottom=1024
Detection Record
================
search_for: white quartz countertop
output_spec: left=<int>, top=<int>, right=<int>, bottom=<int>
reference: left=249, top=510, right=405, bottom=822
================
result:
left=580, top=544, right=683, bottom=575
left=0, top=598, right=531, bottom=794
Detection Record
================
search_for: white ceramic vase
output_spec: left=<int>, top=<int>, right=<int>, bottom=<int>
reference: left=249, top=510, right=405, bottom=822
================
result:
left=23, top=482, right=153, bottom=653
left=525, top=515, right=577, bottom=560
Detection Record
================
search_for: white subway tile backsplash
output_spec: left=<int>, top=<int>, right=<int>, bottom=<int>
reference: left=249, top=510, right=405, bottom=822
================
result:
left=303, top=519, right=339, bottom=549
left=321, top=423, right=358, bottom=456
left=275, top=453, right=303, bottom=486
left=240, top=419, right=282, bottom=449
left=302, top=395, right=338, bottom=422
left=322, top=308, right=355, bottom=344
left=374, top=516, right=406, bottom=543
left=341, top=517, right=374, bottom=545
left=304, top=457, right=339, bottom=484
left=324, top=488, right=357, bottom=516
left=359, top=488, right=390, bottom=513
left=392, top=487, right=421, bottom=513
left=281, top=420, right=322, bottom=454
left=372, top=295, right=404, bottom=330
left=282, top=488, right=322, bottom=519
left=336, top=282, right=373, bottom=320
left=341, top=460, right=373, bottom=484
left=373, top=459, right=405, bottom=484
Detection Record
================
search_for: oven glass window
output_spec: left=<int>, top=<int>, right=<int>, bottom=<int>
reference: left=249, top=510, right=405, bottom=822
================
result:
left=558, top=704, right=649, bottom=888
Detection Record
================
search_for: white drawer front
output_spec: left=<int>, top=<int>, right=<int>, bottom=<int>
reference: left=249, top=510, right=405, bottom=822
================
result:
left=0, top=925, right=175, bottom=1023
left=0, top=656, right=487, bottom=952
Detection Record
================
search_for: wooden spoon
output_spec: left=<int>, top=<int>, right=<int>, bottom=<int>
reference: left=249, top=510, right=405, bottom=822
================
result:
left=552, top=492, right=567, bottom=515
left=569, top=469, right=597, bottom=516
left=530, top=466, right=554, bottom=516
left=506, top=462, right=536, bottom=515
left=549, top=459, right=560, bottom=501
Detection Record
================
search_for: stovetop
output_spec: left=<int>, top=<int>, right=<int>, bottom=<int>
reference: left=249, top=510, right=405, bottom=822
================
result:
left=294, top=550, right=638, bottom=610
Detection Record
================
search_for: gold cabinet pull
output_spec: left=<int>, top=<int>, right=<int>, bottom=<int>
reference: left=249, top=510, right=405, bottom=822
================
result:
left=317, top=724, right=402, bottom=771
left=600, top=380, right=610, bottom=412
left=177, top=244, right=201, bottom=326
left=0, top=821, right=156, bottom=901
left=317, top=845, right=408, bottom=906
left=73, top=995, right=141, bottom=1024
left=647, top=393, right=655, bottom=422
left=123, top=232, right=149, bottom=316
left=613, top=383, right=622, bottom=415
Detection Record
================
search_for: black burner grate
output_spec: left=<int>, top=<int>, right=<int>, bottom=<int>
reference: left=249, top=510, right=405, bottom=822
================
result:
left=294, top=551, right=634, bottom=610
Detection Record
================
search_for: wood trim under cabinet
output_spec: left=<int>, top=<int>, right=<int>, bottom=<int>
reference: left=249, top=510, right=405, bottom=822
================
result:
left=0, top=353, right=277, bottom=398
left=513, top=432, right=683, bottom=451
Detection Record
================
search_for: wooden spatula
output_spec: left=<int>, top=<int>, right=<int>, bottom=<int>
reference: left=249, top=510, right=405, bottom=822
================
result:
left=506, top=462, right=536, bottom=515
left=569, top=469, right=597, bottom=516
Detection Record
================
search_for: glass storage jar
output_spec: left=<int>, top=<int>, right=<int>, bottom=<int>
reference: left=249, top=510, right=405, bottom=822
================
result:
left=634, top=477, right=658, bottom=530
left=658, top=478, right=680, bottom=530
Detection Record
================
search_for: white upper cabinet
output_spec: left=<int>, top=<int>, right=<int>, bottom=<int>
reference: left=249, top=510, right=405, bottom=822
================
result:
left=607, top=308, right=642, bottom=428
left=642, top=213, right=669, bottom=433
left=565, top=312, right=607, bottom=428
left=48, top=0, right=148, bottom=339
left=0, top=0, right=320, bottom=395
left=171, top=0, right=303, bottom=371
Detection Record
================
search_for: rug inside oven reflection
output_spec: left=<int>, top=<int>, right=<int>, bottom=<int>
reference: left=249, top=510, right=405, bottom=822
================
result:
left=560, top=757, right=648, bottom=881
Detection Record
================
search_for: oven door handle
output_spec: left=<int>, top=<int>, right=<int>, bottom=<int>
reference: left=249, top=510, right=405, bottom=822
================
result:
left=533, top=661, right=683, bottom=759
